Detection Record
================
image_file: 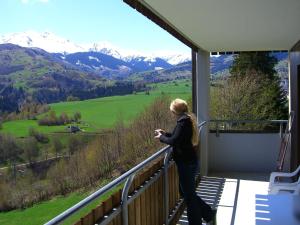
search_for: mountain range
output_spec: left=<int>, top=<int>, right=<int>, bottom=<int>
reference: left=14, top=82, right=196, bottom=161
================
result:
left=0, top=31, right=189, bottom=78
left=0, top=31, right=288, bottom=113
left=0, top=31, right=288, bottom=80
left=0, top=44, right=145, bottom=112
left=0, top=31, right=190, bottom=65
left=52, top=52, right=173, bottom=79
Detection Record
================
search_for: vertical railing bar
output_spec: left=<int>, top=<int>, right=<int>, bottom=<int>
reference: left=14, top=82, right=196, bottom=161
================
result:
left=121, top=174, right=135, bottom=225
left=216, top=121, right=219, bottom=137
left=126, top=169, right=163, bottom=205
left=96, top=207, right=122, bottom=225
left=167, top=198, right=184, bottom=224
left=163, top=148, right=171, bottom=225
left=279, top=122, right=283, bottom=139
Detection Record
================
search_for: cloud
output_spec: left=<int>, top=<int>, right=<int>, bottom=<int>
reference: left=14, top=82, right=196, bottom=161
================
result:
left=21, top=0, right=49, bottom=4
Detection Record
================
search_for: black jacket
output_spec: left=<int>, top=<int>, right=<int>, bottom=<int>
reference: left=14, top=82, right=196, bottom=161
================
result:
left=159, top=114, right=197, bottom=163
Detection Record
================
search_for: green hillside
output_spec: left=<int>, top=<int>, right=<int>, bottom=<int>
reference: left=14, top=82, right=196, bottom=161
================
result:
left=0, top=44, right=139, bottom=113
left=0, top=44, right=104, bottom=89
left=127, top=62, right=191, bottom=82
left=0, top=181, right=122, bottom=225
left=1, top=80, right=191, bottom=137
left=0, top=80, right=191, bottom=225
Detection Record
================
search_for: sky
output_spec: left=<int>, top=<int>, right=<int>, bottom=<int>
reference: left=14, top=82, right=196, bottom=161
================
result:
left=0, top=0, right=190, bottom=55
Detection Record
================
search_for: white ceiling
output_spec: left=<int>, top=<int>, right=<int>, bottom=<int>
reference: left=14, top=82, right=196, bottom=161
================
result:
left=140, top=0, right=300, bottom=52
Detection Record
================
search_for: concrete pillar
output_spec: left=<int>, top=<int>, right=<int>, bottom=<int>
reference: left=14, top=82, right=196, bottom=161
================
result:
left=289, top=50, right=300, bottom=170
left=196, top=49, right=210, bottom=175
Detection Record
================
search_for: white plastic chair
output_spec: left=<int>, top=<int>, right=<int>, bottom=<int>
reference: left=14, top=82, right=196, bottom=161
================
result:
left=269, top=165, right=300, bottom=194
left=293, top=183, right=300, bottom=195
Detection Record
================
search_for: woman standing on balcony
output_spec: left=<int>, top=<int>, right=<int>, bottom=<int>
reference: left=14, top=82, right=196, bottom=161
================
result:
left=154, top=98, right=215, bottom=225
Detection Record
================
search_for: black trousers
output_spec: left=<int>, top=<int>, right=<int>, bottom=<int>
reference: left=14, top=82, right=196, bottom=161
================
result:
left=176, top=160, right=213, bottom=225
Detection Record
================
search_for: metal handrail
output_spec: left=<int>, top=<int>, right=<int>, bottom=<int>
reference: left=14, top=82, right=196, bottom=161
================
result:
left=164, top=148, right=172, bottom=225
left=44, top=145, right=171, bottom=225
left=210, top=119, right=287, bottom=124
left=121, top=174, right=135, bottom=225
left=45, top=121, right=208, bottom=225
left=198, top=120, right=207, bottom=128
left=210, top=119, right=288, bottom=137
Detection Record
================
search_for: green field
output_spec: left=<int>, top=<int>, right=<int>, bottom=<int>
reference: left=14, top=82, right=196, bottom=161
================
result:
left=0, top=80, right=191, bottom=225
left=1, top=80, right=191, bottom=137
left=0, top=181, right=123, bottom=225
left=0, top=192, right=88, bottom=225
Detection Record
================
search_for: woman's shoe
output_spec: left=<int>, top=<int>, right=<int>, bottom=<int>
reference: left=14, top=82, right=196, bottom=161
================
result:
left=206, top=209, right=217, bottom=225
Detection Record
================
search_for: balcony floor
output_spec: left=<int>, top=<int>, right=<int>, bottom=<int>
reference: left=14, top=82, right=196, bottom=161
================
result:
left=177, top=174, right=270, bottom=225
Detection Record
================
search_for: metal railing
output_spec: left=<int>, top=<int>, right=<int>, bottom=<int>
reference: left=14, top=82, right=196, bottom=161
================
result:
left=45, top=122, right=208, bottom=225
left=44, top=146, right=170, bottom=225
left=210, top=119, right=288, bottom=137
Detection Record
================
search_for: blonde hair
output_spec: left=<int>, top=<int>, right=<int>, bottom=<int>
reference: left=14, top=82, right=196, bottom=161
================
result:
left=170, top=99, right=199, bottom=146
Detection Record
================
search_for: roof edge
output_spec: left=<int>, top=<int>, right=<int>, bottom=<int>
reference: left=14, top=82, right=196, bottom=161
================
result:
left=291, top=39, right=300, bottom=52
left=123, top=0, right=199, bottom=52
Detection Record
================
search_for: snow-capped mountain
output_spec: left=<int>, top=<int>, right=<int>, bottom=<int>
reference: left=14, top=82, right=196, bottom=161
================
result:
left=86, top=42, right=190, bottom=65
left=86, top=41, right=123, bottom=59
left=52, top=52, right=173, bottom=78
left=157, top=53, right=190, bottom=65
left=0, top=31, right=85, bottom=53
left=55, top=51, right=134, bottom=79
left=124, top=56, right=173, bottom=71
left=0, top=31, right=190, bottom=65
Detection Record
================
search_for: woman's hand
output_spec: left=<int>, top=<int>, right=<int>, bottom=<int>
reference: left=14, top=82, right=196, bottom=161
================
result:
left=155, top=129, right=165, bottom=134
left=154, top=129, right=163, bottom=139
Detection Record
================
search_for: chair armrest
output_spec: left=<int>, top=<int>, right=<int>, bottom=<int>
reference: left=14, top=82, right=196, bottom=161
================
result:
left=293, top=183, right=300, bottom=195
left=270, top=165, right=300, bottom=183
left=270, top=172, right=294, bottom=184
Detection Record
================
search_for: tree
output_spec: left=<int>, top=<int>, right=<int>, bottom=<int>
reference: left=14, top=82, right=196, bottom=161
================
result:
left=0, top=134, right=23, bottom=164
left=23, top=137, right=39, bottom=164
left=230, top=52, right=278, bottom=79
left=52, top=137, right=63, bottom=158
left=67, top=96, right=80, bottom=102
left=59, top=112, right=69, bottom=124
left=73, top=112, right=81, bottom=122
left=114, top=112, right=125, bottom=157
left=228, top=52, right=288, bottom=119
left=211, top=73, right=276, bottom=120
left=0, top=134, right=23, bottom=183
left=28, top=127, right=49, bottom=143
left=49, top=110, right=57, bottom=125
left=68, top=135, right=81, bottom=156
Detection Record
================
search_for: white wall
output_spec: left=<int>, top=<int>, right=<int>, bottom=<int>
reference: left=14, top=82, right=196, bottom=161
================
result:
left=208, top=133, right=282, bottom=173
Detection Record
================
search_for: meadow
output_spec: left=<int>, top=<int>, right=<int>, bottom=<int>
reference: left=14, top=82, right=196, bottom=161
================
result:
left=0, top=80, right=191, bottom=225
left=1, top=80, right=191, bottom=137
left=0, top=180, right=122, bottom=225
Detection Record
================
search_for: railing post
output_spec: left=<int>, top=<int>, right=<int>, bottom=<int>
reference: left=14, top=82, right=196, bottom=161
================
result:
left=163, top=148, right=171, bottom=225
left=215, top=121, right=219, bottom=137
left=121, top=174, right=135, bottom=225
left=280, top=122, right=283, bottom=139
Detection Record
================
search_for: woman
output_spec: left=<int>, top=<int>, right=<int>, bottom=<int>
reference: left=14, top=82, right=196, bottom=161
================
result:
left=154, top=98, right=216, bottom=225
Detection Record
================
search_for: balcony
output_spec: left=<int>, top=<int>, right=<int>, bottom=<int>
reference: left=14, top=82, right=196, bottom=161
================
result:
left=118, top=1, right=300, bottom=224
left=44, top=120, right=298, bottom=225
left=45, top=1, right=300, bottom=223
